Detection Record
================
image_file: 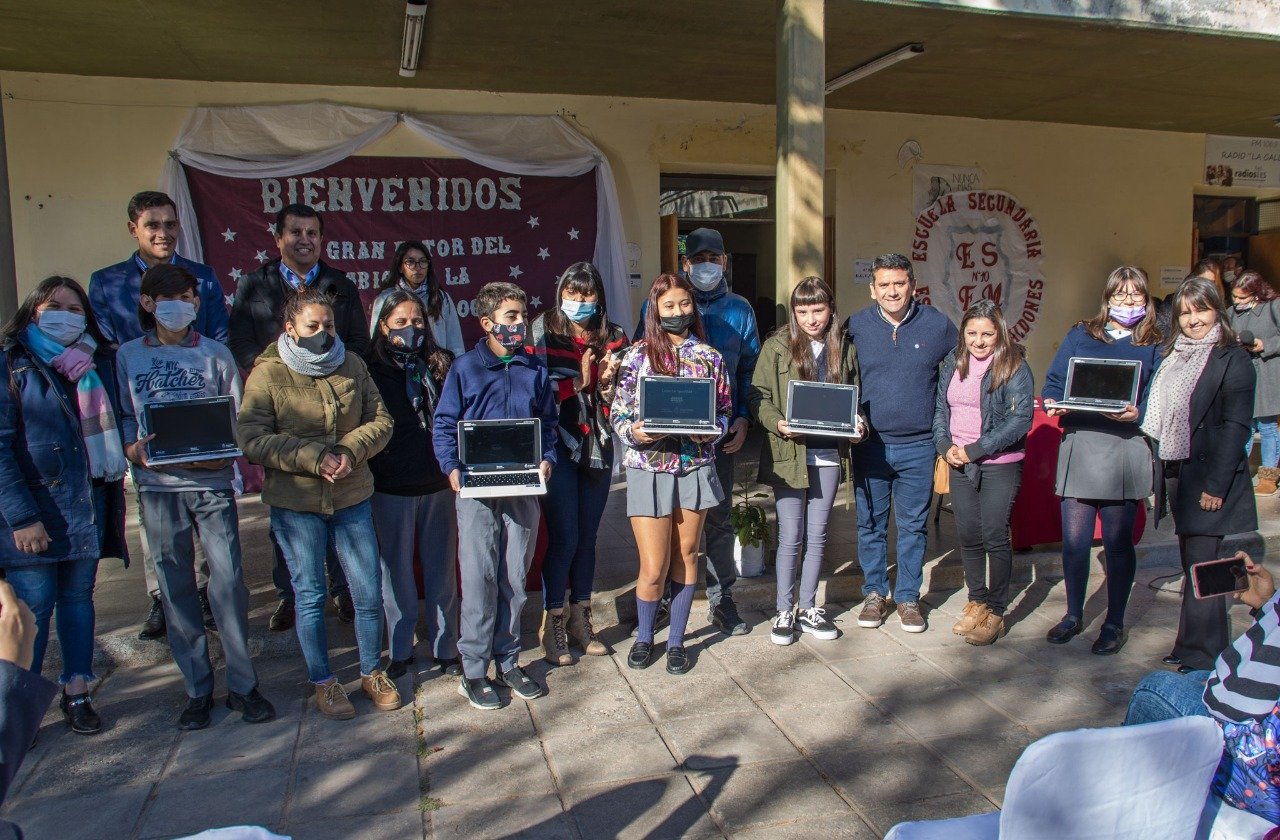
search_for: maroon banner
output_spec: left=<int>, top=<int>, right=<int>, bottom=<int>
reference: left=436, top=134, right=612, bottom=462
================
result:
left=183, top=156, right=597, bottom=343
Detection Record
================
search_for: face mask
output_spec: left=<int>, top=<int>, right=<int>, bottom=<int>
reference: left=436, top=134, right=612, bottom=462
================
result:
left=154, top=300, right=196, bottom=332
left=660, top=313, right=695, bottom=334
left=1224, top=270, right=1238, bottom=284
left=387, top=324, right=425, bottom=354
left=489, top=321, right=526, bottom=350
left=1108, top=304, right=1146, bottom=328
left=688, top=262, right=724, bottom=291
left=295, top=330, right=335, bottom=355
left=36, top=310, right=86, bottom=346
left=560, top=300, right=598, bottom=323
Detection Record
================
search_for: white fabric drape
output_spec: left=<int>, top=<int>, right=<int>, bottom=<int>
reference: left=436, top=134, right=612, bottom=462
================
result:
left=160, top=102, right=632, bottom=328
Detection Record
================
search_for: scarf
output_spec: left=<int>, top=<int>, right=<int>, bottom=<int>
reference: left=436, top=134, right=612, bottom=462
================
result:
left=1141, top=324, right=1221, bottom=461
left=23, top=325, right=127, bottom=481
left=276, top=332, right=346, bottom=378
left=391, top=349, right=439, bottom=430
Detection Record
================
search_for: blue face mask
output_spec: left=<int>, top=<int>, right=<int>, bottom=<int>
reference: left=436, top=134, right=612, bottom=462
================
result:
left=688, top=262, right=724, bottom=291
left=560, top=299, right=598, bottom=323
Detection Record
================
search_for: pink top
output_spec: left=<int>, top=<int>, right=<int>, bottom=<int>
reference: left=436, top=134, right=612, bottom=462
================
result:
left=947, top=353, right=1024, bottom=465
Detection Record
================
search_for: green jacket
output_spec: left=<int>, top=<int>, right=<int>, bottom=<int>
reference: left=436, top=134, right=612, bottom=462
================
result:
left=748, top=331, right=861, bottom=489
left=237, top=343, right=393, bottom=515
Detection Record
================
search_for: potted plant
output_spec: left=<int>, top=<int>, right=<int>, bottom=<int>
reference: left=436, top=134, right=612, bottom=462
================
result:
left=729, top=480, right=771, bottom=577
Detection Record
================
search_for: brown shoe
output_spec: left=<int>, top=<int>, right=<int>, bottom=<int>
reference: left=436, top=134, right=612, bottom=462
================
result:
left=896, top=601, right=927, bottom=633
left=567, top=603, right=610, bottom=656
left=952, top=601, right=989, bottom=635
left=361, top=670, right=402, bottom=711
left=1256, top=467, right=1279, bottom=497
left=542, top=608, right=572, bottom=666
left=314, top=678, right=355, bottom=720
left=857, top=593, right=891, bottom=628
left=965, top=612, right=1005, bottom=646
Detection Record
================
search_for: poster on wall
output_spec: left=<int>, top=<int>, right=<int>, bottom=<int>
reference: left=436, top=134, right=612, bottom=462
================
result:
left=910, top=190, right=1046, bottom=341
left=912, top=165, right=984, bottom=216
left=183, top=156, right=597, bottom=343
left=1204, top=135, right=1280, bottom=188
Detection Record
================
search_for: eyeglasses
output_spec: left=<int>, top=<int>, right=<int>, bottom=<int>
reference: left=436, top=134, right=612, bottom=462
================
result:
left=1109, top=290, right=1145, bottom=303
left=402, top=258, right=430, bottom=268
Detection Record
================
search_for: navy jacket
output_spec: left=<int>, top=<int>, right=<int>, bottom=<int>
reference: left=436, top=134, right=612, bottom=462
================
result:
left=1042, top=324, right=1162, bottom=433
left=0, top=660, right=57, bottom=838
left=432, top=340, right=558, bottom=477
left=0, top=335, right=129, bottom=569
left=933, top=349, right=1035, bottom=461
left=88, top=253, right=229, bottom=347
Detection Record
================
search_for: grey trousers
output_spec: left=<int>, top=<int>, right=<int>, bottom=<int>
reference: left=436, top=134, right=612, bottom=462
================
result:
left=701, top=450, right=739, bottom=606
left=371, top=490, right=459, bottom=662
left=774, top=464, right=841, bottom=612
left=139, top=490, right=257, bottom=697
left=135, top=476, right=208, bottom=598
left=455, top=495, right=539, bottom=680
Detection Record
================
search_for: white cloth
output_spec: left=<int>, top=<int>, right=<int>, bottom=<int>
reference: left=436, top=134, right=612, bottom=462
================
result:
left=806, top=339, right=839, bottom=466
left=159, top=103, right=632, bottom=330
left=1142, top=324, right=1221, bottom=460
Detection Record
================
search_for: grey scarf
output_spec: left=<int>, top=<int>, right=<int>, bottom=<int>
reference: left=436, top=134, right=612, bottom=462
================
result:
left=1141, top=324, right=1220, bottom=461
left=276, top=332, right=346, bottom=377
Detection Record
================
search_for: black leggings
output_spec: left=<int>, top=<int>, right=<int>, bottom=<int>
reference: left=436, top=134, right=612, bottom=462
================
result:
left=1060, top=497, right=1139, bottom=627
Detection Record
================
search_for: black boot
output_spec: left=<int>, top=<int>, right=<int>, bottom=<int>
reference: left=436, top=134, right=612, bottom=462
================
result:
left=198, top=587, right=217, bottom=631
left=60, top=690, right=102, bottom=735
left=138, top=595, right=166, bottom=640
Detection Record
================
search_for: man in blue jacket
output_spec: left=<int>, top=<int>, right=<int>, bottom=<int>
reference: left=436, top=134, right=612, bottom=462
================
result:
left=634, top=227, right=761, bottom=636
left=88, top=190, right=229, bottom=642
left=847, top=254, right=958, bottom=634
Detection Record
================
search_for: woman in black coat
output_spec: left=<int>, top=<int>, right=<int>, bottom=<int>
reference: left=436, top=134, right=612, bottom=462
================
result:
left=1142, top=277, right=1257, bottom=671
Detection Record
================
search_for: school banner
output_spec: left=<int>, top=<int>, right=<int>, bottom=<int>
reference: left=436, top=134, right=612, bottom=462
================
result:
left=183, top=156, right=597, bottom=342
left=909, top=190, right=1046, bottom=341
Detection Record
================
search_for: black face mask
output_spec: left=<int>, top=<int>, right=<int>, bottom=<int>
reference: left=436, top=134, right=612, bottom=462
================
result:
left=296, top=330, right=335, bottom=354
left=660, top=313, right=695, bottom=334
left=387, top=324, right=425, bottom=354
left=489, top=321, right=527, bottom=350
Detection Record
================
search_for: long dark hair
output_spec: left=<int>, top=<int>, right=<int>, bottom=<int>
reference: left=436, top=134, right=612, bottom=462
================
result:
left=781, top=276, right=844, bottom=383
left=1081, top=266, right=1162, bottom=346
left=1167, top=276, right=1237, bottom=353
left=955, top=300, right=1022, bottom=391
left=368, top=289, right=453, bottom=382
left=544, top=262, right=611, bottom=352
left=2, top=275, right=107, bottom=345
left=641, top=273, right=706, bottom=376
left=379, top=240, right=442, bottom=320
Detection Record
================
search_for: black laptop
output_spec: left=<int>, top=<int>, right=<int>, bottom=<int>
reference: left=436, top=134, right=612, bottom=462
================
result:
left=638, top=376, right=718, bottom=437
left=786, top=381, right=862, bottom=437
left=143, top=396, right=241, bottom=466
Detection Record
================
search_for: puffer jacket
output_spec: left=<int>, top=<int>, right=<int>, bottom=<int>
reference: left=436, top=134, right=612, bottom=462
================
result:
left=237, top=342, right=392, bottom=515
left=932, top=348, right=1035, bottom=462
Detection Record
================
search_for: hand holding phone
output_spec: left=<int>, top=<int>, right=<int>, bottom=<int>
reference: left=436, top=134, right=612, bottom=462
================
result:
left=1191, top=554, right=1250, bottom=599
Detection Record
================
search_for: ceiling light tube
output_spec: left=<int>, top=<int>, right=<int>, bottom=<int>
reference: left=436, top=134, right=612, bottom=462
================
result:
left=400, top=0, right=428, bottom=78
left=825, top=43, right=925, bottom=95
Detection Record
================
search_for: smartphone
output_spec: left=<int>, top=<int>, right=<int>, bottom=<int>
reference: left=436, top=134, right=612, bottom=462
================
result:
left=1190, top=556, right=1249, bottom=599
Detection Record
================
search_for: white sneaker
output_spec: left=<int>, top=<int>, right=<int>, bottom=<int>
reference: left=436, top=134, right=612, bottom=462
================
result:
left=770, top=610, right=797, bottom=646
left=797, top=607, right=839, bottom=641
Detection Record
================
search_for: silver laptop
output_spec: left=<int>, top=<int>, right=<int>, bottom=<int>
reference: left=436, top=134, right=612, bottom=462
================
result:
left=786, top=381, right=862, bottom=438
left=639, top=376, right=718, bottom=437
left=1054, top=358, right=1141, bottom=413
left=143, top=396, right=242, bottom=467
left=458, top=418, right=547, bottom=499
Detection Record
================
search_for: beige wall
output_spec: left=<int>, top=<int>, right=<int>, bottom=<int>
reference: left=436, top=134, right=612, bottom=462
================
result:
left=0, top=70, right=1221, bottom=375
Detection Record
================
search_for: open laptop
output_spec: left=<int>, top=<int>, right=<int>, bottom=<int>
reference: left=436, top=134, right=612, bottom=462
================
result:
left=786, top=381, right=862, bottom=438
left=639, top=376, right=718, bottom=437
left=1054, top=358, right=1142, bottom=413
left=143, top=396, right=242, bottom=467
left=457, top=418, right=547, bottom=499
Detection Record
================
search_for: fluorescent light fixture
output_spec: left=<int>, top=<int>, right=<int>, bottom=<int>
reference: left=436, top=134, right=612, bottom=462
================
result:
left=399, top=0, right=428, bottom=78
left=825, top=43, right=925, bottom=95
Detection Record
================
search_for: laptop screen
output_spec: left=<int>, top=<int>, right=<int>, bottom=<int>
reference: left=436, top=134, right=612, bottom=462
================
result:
left=460, top=421, right=538, bottom=468
left=789, top=382, right=858, bottom=427
left=1067, top=361, right=1138, bottom=402
left=641, top=377, right=714, bottom=423
left=148, top=398, right=238, bottom=459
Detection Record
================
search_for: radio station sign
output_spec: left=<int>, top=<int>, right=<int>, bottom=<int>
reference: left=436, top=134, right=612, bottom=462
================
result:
left=1205, top=135, right=1280, bottom=188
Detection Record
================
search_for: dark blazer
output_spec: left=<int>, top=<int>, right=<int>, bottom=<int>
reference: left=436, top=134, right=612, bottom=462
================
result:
left=88, top=253, right=230, bottom=347
left=1154, top=344, right=1258, bottom=537
left=0, top=660, right=58, bottom=839
left=933, top=349, right=1035, bottom=462
left=227, top=259, right=369, bottom=370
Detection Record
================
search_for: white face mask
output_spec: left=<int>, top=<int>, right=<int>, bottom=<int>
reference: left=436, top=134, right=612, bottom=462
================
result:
left=154, top=300, right=197, bottom=332
left=688, top=262, right=725, bottom=291
left=36, top=310, right=86, bottom=346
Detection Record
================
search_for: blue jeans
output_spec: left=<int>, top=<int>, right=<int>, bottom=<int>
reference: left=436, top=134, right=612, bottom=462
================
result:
left=271, top=500, right=384, bottom=682
left=5, top=484, right=107, bottom=684
left=1123, top=669, right=1213, bottom=725
left=853, top=437, right=935, bottom=604
left=1244, top=416, right=1279, bottom=468
left=541, top=444, right=612, bottom=610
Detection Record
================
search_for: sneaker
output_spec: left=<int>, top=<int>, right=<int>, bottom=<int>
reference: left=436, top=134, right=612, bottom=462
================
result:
left=177, top=694, right=213, bottom=730
left=458, top=677, right=501, bottom=711
left=710, top=597, right=750, bottom=636
left=333, top=592, right=355, bottom=624
left=386, top=657, right=415, bottom=680
left=434, top=657, right=463, bottom=677
left=138, top=594, right=166, bottom=640
left=965, top=612, right=1005, bottom=646
left=896, top=601, right=927, bottom=633
left=314, top=678, right=356, bottom=720
left=797, top=607, right=839, bottom=641
left=268, top=599, right=294, bottom=632
left=631, top=600, right=671, bottom=638
left=226, top=687, right=276, bottom=723
left=60, top=691, right=102, bottom=735
left=952, top=601, right=988, bottom=636
left=857, top=593, right=891, bottom=628
left=361, top=670, right=402, bottom=711
left=198, top=586, right=217, bottom=631
left=770, top=610, right=797, bottom=646
left=496, top=667, right=543, bottom=700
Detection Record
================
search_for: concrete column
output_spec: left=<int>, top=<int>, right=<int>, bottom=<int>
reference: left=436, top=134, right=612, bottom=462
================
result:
left=775, top=0, right=825, bottom=303
left=0, top=80, right=17, bottom=316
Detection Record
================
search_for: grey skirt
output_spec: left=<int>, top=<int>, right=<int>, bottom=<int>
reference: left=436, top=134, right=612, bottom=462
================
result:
left=1056, top=428, right=1154, bottom=501
left=626, top=465, right=724, bottom=518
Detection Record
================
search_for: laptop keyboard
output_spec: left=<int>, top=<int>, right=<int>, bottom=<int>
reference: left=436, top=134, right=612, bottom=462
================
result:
left=466, top=473, right=538, bottom=488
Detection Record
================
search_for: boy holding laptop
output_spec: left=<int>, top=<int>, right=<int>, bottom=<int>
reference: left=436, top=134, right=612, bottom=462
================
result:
left=117, top=264, right=274, bottom=730
left=432, top=282, right=557, bottom=710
